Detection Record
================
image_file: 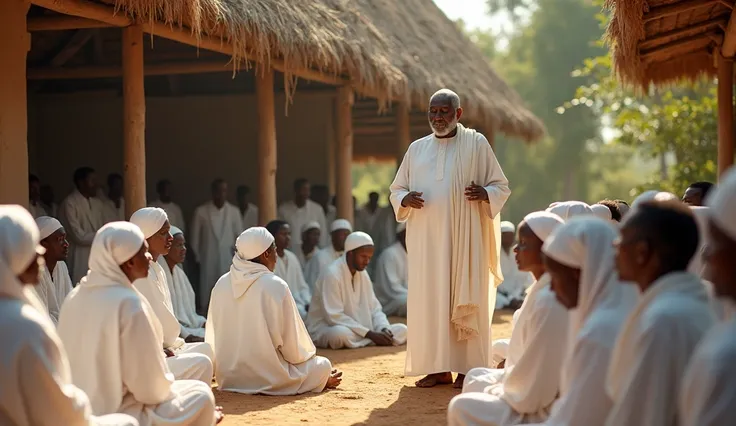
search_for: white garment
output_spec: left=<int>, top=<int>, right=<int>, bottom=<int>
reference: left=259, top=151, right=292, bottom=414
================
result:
left=148, top=199, right=186, bottom=232
left=303, top=245, right=343, bottom=291
left=100, top=195, right=125, bottom=223
left=274, top=249, right=312, bottom=320
left=688, top=206, right=709, bottom=276
left=35, top=261, right=73, bottom=324
left=206, top=260, right=332, bottom=395
left=239, top=203, right=259, bottom=230
left=190, top=201, right=243, bottom=310
left=59, top=190, right=106, bottom=284
left=158, top=257, right=206, bottom=339
left=28, top=201, right=48, bottom=218
left=390, top=126, right=510, bottom=375
left=373, top=241, right=408, bottom=316
left=605, top=272, right=716, bottom=426
left=325, top=204, right=337, bottom=232
left=356, top=206, right=396, bottom=255
left=278, top=199, right=328, bottom=249
left=496, top=249, right=533, bottom=309
left=307, top=256, right=407, bottom=349
left=295, top=245, right=318, bottom=270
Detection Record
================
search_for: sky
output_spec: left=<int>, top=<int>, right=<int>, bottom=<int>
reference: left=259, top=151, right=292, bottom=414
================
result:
left=433, top=0, right=513, bottom=32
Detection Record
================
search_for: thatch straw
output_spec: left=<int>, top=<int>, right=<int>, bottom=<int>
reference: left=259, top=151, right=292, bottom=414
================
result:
left=101, top=0, right=544, bottom=142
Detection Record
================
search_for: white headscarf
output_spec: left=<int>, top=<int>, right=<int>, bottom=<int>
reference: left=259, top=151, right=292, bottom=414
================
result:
left=546, top=201, right=594, bottom=221
left=301, top=221, right=321, bottom=234
left=330, top=219, right=352, bottom=233
left=35, top=216, right=63, bottom=240
left=500, top=221, right=516, bottom=233
left=523, top=211, right=564, bottom=242
left=230, top=227, right=275, bottom=298
left=129, top=207, right=168, bottom=239
left=0, top=205, right=42, bottom=301
left=591, top=204, right=613, bottom=221
left=706, top=166, right=736, bottom=241
left=79, top=222, right=145, bottom=288
left=345, top=231, right=374, bottom=252
left=169, top=226, right=183, bottom=237
left=631, top=190, right=678, bottom=208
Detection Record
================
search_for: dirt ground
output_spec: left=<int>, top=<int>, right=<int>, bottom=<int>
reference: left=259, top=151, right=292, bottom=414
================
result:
left=216, top=310, right=515, bottom=426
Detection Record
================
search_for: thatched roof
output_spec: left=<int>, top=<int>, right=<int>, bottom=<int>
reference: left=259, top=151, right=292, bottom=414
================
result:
left=102, top=0, right=544, bottom=141
left=605, top=0, right=733, bottom=88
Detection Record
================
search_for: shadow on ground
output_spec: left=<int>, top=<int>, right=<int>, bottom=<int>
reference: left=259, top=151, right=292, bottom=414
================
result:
left=353, top=385, right=460, bottom=425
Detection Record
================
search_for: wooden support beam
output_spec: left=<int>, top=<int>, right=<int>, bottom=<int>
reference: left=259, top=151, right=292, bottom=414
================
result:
left=641, top=33, right=722, bottom=63
left=27, top=15, right=113, bottom=31
left=326, top=108, right=336, bottom=195
left=395, top=101, right=411, bottom=167
left=256, top=69, right=277, bottom=225
left=335, top=86, right=354, bottom=225
left=639, top=19, right=728, bottom=50
left=92, top=29, right=104, bottom=62
left=122, top=25, right=146, bottom=219
left=644, top=0, right=722, bottom=23
left=717, top=54, right=734, bottom=178
left=27, top=60, right=234, bottom=79
left=50, top=29, right=94, bottom=67
left=722, top=6, right=736, bottom=57
left=31, top=0, right=132, bottom=26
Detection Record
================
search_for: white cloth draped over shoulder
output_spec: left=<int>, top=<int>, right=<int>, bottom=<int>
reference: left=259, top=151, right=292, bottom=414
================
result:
left=34, top=216, right=74, bottom=324
left=373, top=241, right=408, bottom=317
left=158, top=256, right=206, bottom=339
left=390, top=125, right=510, bottom=376
left=306, top=256, right=407, bottom=349
left=278, top=199, right=328, bottom=249
left=605, top=272, right=716, bottom=426
left=274, top=249, right=312, bottom=320
left=59, top=190, right=106, bottom=284
left=57, top=221, right=216, bottom=426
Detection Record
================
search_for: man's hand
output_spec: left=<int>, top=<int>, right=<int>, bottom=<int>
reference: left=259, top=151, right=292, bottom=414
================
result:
left=465, top=181, right=488, bottom=202
left=164, top=348, right=175, bottom=358
left=401, top=191, right=425, bottom=209
left=185, top=335, right=205, bottom=343
left=366, top=330, right=394, bottom=346
left=325, top=369, right=343, bottom=389
left=382, top=327, right=394, bottom=338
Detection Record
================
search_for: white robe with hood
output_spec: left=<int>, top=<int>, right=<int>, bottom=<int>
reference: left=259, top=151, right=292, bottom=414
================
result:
left=274, top=249, right=312, bottom=320
left=372, top=240, right=408, bottom=317
left=59, top=189, right=106, bottom=284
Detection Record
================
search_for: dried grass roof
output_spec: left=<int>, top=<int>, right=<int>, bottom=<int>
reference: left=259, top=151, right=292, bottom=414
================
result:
left=605, top=0, right=733, bottom=88
left=104, top=0, right=544, bottom=142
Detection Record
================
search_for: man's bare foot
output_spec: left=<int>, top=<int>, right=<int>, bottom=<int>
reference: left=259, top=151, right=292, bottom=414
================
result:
left=325, top=369, right=343, bottom=389
left=453, top=374, right=466, bottom=389
left=215, top=406, right=224, bottom=424
left=415, top=372, right=453, bottom=388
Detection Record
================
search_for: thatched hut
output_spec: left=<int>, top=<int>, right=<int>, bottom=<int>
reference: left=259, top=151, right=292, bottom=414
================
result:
left=1, top=0, right=543, bottom=225
left=605, top=0, right=735, bottom=177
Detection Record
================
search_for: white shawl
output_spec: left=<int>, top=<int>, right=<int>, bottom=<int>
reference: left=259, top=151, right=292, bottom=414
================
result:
left=158, top=257, right=206, bottom=339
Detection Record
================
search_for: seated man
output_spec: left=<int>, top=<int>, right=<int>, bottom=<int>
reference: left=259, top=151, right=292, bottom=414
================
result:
left=495, top=221, right=533, bottom=310
left=307, top=231, right=407, bottom=349
left=295, top=221, right=321, bottom=269
left=159, top=226, right=206, bottom=339
left=206, top=227, right=342, bottom=395
left=33, top=216, right=73, bottom=324
left=304, top=219, right=352, bottom=289
left=267, top=220, right=312, bottom=320
left=372, top=222, right=408, bottom=317
left=129, top=208, right=213, bottom=383
left=58, top=222, right=221, bottom=425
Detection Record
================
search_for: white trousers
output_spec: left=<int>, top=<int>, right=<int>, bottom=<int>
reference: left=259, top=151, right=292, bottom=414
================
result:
left=315, top=323, right=407, bottom=349
left=167, top=342, right=214, bottom=383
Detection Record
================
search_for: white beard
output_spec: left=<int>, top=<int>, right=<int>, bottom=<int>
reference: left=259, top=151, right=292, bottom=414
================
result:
left=429, top=117, right=459, bottom=137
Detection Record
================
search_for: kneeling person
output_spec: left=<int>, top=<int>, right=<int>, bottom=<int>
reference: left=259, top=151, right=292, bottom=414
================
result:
left=206, top=227, right=342, bottom=395
left=307, top=231, right=407, bottom=349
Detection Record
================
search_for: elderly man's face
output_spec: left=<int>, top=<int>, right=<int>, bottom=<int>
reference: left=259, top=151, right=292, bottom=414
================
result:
left=167, top=233, right=187, bottom=264
left=428, top=96, right=462, bottom=137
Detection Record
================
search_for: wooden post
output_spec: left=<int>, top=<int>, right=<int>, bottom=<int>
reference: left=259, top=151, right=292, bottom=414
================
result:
left=395, top=101, right=411, bottom=167
left=0, top=0, right=31, bottom=207
left=717, top=54, right=734, bottom=179
left=256, top=68, right=277, bottom=225
left=122, top=25, right=146, bottom=219
left=326, top=106, right=336, bottom=194
left=335, top=86, right=354, bottom=225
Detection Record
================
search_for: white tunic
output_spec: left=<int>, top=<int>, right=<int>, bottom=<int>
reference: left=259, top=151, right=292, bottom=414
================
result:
left=59, top=190, right=106, bottom=284
left=390, top=127, right=510, bottom=376
left=303, top=245, right=343, bottom=291
left=28, top=201, right=48, bottom=218
left=306, top=256, right=407, bottom=349
left=58, top=273, right=216, bottom=426
left=157, top=257, right=206, bottom=339
left=274, top=249, right=312, bottom=320
left=240, top=203, right=259, bottom=230
left=278, top=200, right=328, bottom=249
left=605, top=272, right=716, bottom=426
left=295, top=245, right=318, bottom=270
left=372, top=241, right=408, bottom=316
left=496, top=249, right=533, bottom=309
left=148, top=200, right=186, bottom=232
left=190, top=201, right=243, bottom=310
left=356, top=206, right=396, bottom=257
left=34, top=261, right=73, bottom=324
left=206, top=262, right=332, bottom=395
left=100, top=195, right=125, bottom=223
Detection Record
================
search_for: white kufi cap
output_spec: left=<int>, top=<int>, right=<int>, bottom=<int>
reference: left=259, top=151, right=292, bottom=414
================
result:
left=345, top=231, right=374, bottom=252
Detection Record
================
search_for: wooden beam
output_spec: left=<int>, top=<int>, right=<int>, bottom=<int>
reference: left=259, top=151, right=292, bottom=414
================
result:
left=27, top=60, right=235, bottom=79
left=335, top=86, right=354, bottom=225
left=717, top=54, right=734, bottom=178
left=49, top=29, right=94, bottom=67
left=92, top=29, right=104, bottom=62
left=256, top=69, right=277, bottom=225
left=644, top=0, right=721, bottom=23
left=27, top=15, right=113, bottom=31
left=395, top=102, right=411, bottom=166
left=326, top=107, right=336, bottom=195
left=639, top=19, right=728, bottom=50
left=31, top=0, right=132, bottom=26
left=722, top=6, right=736, bottom=57
left=641, top=33, right=722, bottom=63
left=122, top=25, right=146, bottom=219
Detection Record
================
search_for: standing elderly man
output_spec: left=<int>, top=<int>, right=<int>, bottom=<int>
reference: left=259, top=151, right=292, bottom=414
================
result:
left=390, top=89, right=511, bottom=388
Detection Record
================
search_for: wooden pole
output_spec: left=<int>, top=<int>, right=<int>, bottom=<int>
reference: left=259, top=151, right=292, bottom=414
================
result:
left=326, top=107, right=336, bottom=195
left=256, top=68, right=277, bottom=225
left=395, top=101, right=411, bottom=167
left=122, top=25, right=146, bottom=219
left=335, top=86, right=354, bottom=225
left=0, top=0, right=31, bottom=207
left=717, top=54, right=734, bottom=179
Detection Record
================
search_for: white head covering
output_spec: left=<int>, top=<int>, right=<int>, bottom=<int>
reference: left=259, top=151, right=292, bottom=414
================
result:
left=345, top=231, right=374, bottom=252
left=35, top=216, right=63, bottom=240
left=546, top=201, right=594, bottom=221
left=235, top=227, right=274, bottom=260
left=397, top=222, right=407, bottom=233
left=631, top=190, right=678, bottom=208
left=0, top=205, right=42, bottom=300
left=591, top=204, right=613, bottom=221
left=523, top=211, right=564, bottom=242
left=500, top=221, right=515, bottom=233
left=301, top=221, right=321, bottom=234
left=169, top=226, right=183, bottom=237
left=330, top=219, right=353, bottom=233
left=81, top=221, right=146, bottom=287
left=129, top=207, right=169, bottom=239
left=706, top=166, right=736, bottom=241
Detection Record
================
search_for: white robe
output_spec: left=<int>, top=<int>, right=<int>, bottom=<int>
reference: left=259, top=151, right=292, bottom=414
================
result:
left=390, top=127, right=510, bottom=376
left=303, top=245, right=343, bottom=291
left=206, top=263, right=332, bottom=395
left=605, top=272, right=716, bottom=426
left=148, top=200, right=186, bottom=232
left=239, top=203, right=259, bottom=230
left=190, top=201, right=243, bottom=310
left=59, top=190, right=106, bottom=284
left=133, top=260, right=213, bottom=382
left=295, top=245, right=318, bottom=270
left=34, top=261, right=73, bottom=324
left=278, top=200, right=328, bottom=249
left=28, top=201, right=48, bottom=218
left=325, top=205, right=337, bottom=233
left=274, top=249, right=312, bottom=320
left=1, top=287, right=138, bottom=426
left=372, top=241, right=408, bottom=316
left=158, top=257, right=207, bottom=339
left=356, top=206, right=396, bottom=256
left=100, top=195, right=125, bottom=223
left=306, top=256, right=407, bottom=349
left=496, top=249, right=533, bottom=309
left=58, top=274, right=216, bottom=426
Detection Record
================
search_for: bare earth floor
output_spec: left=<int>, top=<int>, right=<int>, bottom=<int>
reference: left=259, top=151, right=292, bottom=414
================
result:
left=216, top=310, right=515, bottom=426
